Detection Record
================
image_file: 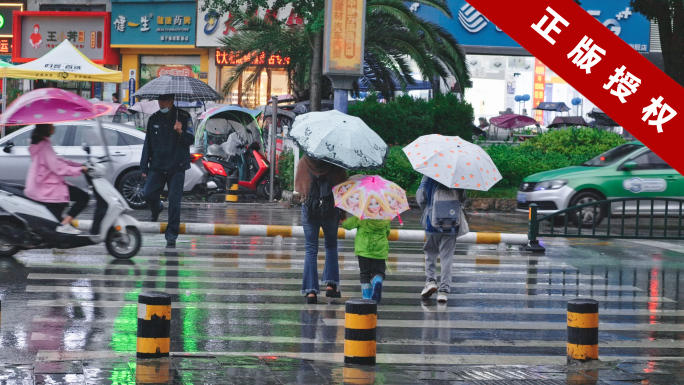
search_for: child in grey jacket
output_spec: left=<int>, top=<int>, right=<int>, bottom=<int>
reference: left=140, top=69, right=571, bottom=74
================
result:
left=416, top=175, right=468, bottom=303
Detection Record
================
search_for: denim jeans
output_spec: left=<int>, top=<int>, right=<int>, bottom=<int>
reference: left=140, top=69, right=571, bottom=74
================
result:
left=301, top=205, right=340, bottom=295
left=144, top=170, right=184, bottom=242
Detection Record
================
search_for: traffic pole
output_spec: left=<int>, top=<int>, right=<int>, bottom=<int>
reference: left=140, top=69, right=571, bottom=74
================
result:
left=567, top=299, right=599, bottom=363
left=137, top=291, right=172, bottom=359
left=344, top=299, right=377, bottom=365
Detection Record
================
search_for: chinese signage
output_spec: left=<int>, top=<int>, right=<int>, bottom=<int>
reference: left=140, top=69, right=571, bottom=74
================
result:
left=111, top=2, right=195, bottom=47
left=196, top=0, right=296, bottom=47
left=465, top=0, right=684, bottom=175
left=12, top=12, right=118, bottom=65
left=0, top=4, right=22, bottom=37
left=532, top=59, right=545, bottom=122
left=412, top=0, right=650, bottom=53
left=215, top=50, right=290, bottom=67
left=0, top=38, right=11, bottom=54
left=323, top=0, right=366, bottom=75
left=20, top=16, right=106, bottom=60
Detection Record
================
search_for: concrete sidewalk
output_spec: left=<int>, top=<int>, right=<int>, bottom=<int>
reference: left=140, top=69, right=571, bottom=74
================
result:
left=2, top=354, right=681, bottom=384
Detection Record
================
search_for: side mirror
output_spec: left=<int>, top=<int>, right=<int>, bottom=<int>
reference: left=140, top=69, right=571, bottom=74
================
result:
left=82, top=144, right=91, bottom=154
left=3, top=141, right=13, bottom=153
left=622, top=161, right=638, bottom=171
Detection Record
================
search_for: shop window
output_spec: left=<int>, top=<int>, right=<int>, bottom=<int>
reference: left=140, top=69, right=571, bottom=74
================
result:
left=219, top=67, right=290, bottom=109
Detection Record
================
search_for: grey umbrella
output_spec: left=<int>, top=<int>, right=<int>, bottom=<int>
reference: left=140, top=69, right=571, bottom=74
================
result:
left=132, top=75, right=222, bottom=102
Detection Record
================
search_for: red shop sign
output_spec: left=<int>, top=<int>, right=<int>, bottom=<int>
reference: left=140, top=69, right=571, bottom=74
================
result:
left=156, top=66, right=194, bottom=77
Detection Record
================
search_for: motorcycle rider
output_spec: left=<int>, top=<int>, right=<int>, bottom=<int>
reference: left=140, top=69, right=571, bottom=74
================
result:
left=24, top=124, right=89, bottom=234
left=140, top=94, right=194, bottom=248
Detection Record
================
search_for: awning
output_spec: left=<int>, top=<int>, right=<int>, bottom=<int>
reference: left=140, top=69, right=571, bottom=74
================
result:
left=2, top=40, right=122, bottom=83
left=547, top=116, right=588, bottom=128
left=533, top=102, right=571, bottom=112
left=587, top=108, right=620, bottom=127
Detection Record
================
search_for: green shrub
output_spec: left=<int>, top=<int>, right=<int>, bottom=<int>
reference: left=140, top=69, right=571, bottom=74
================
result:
left=276, top=149, right=295, bottom=191
left=348, top=93, right=474, bottom=145
left=522, top=126, right=627, bottom=157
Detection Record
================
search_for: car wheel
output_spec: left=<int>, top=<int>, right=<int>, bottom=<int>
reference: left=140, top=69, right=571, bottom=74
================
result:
left=117, top=170, right=148, bottom=210
left=569, top=191, right=606, bottom=228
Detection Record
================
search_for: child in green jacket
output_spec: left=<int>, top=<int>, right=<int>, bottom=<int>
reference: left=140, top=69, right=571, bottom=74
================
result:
left=342, top=216, right=391, bottom=303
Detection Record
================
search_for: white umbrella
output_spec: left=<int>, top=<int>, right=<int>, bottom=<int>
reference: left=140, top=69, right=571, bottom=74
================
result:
left=289, top=110, right=388, bottom=170
left=403, top=134, right=503, bottom=191
left=128, top=100, right=159, bottom=114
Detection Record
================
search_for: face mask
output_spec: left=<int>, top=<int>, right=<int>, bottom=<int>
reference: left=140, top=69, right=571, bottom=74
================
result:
left=160, top=107, right=170, bottom=113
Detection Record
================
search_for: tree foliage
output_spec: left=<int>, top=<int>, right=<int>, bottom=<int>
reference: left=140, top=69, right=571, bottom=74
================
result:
left=202, top=0, right=470, bottom=101
left=630, top=0, right=684, bottom=86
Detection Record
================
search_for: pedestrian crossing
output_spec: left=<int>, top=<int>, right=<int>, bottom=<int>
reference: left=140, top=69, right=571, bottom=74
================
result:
left=8, top=234, right=684, bottom=365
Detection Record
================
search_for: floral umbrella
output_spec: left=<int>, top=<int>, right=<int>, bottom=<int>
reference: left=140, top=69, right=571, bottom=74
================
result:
left=403, top=134, right=503, bottom=191
left=0, top=88, right=110, bottom=126
left=333, top=174, right=409, bottom=221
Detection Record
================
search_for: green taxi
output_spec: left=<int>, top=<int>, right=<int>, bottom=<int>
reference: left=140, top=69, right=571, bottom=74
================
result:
left=516, top=142, right=684, bottom=225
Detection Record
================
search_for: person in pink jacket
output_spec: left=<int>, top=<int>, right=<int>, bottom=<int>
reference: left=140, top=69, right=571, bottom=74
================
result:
left=24, top=124, right=89, bottom=234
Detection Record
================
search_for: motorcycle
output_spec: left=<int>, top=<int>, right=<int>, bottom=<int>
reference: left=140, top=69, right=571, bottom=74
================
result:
left=202, top=140, right=282, bottom=199
left=195, top=105, right=282, bottom=200
left=0, top=125, right=142, bottom=259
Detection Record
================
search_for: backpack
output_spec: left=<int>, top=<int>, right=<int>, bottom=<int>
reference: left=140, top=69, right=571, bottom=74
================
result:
left=425, top=179, right=465, bottom=235
left=305, top=171, right=337, bottom=221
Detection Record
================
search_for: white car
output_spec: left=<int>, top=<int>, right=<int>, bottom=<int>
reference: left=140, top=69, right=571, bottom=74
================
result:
left=0, top=121, right=208, bottom=209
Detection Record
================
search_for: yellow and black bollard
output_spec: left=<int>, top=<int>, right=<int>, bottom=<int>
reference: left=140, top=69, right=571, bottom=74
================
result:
left=344, top=299, right=377, bottom=365
left=226, top=176, right=239, bottom=203
left=137, top=291, right=172, bottom=359
left=567, top=299, right=599, bottom=363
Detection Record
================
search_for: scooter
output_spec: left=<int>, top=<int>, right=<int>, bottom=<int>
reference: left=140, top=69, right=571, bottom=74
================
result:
left=0, top=146, right=142, bottom=259
left=202, top=141, right=282, bottom=199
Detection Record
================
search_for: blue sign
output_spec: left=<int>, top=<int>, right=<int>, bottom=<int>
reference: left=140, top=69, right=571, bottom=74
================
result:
left=128, top=78, right=136, bottom=106
left=411, top=0, right=650, bottom=52
left=111, top=2, right=195, bottom=47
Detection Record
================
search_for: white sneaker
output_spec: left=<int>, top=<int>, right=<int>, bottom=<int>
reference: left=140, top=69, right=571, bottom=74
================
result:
left=437, top=291, right=448, bottom=303
left=421, top=280, right=438, bottom=297
left=56, top=224, right=82, bottom=235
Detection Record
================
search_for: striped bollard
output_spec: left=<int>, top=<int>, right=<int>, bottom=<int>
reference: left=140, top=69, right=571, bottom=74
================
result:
left=567, top=299, right=599, bottom=364
left=344, top=299, right=377, bottom=365
left=226, top=176, right=239, bottom=203
left=137, top=291, right=171, bottom=359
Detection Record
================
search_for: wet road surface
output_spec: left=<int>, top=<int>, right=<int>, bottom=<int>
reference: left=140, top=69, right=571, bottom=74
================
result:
left=1, top=204, right=684, bottom=383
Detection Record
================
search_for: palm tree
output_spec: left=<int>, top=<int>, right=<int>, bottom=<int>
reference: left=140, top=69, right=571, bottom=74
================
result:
left=217, top=0, right=470, bottom=102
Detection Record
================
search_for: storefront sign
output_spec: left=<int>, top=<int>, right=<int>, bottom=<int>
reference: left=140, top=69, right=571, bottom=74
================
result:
left=323, top=0, right=366, bottom=75
left=0, top=38, right=11, bottom=54
left=0, top=4, right=22, bottom=38
left=12, top=12, right=118, bottom=65
left=412, top=0, right=650, bottom=52
left=128, top=77, right=136, bottom=106
left=196, top=0, right=296, bottom=47
left=215, top=50, right=290, bottom=67
left=157, top=66, right=194, bottom=77
left=532, top=59, right=545, bottom=122
left=111, top=2, right=195, bottom=47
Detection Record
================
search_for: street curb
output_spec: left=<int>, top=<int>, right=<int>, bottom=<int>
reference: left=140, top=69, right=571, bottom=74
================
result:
left=73, top=220, right=529, bottom=246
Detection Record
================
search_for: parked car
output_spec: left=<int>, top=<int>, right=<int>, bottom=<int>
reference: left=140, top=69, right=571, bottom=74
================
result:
left=517, top=142, right=684, bottom=225
left=0, top=121, right=208, bottom=209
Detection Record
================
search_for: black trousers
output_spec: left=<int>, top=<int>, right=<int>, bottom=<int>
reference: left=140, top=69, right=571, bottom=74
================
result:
left=358, top=256, right=386, bottom=284
left=43, top=185, right=89, bottom=222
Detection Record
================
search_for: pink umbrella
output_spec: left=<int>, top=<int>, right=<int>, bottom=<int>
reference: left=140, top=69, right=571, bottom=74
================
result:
left=89, top=100, right=131, bottom=116
left=333, top=174, right=410, bottom=222
left=0, top=88, right=111, bottom=125
left=489, top=114, right=537, bottom=129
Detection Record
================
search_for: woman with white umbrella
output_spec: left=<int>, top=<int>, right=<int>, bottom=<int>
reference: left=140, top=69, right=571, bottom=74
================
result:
left=290, top=110, right=388, bottom=304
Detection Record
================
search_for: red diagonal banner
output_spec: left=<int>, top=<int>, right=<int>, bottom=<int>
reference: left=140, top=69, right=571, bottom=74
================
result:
left=467, top=0, right=684, bottom=174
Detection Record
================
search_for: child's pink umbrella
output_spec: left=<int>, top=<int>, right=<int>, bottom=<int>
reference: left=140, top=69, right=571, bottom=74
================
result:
left=0, top=88, right=111, bottom=125
left=332, top=174, right=410, bottom=222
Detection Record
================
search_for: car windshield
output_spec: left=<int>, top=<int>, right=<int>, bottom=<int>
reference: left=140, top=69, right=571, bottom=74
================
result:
left=582, top=144, right=642, bottom=167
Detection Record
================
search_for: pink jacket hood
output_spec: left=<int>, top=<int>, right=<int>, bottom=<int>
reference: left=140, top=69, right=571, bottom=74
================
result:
left=24, top=139, right=83, bottom=203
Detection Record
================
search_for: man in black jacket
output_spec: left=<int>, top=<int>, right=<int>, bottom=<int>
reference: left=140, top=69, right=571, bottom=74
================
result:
left=141, top=94, right=194, bottom=247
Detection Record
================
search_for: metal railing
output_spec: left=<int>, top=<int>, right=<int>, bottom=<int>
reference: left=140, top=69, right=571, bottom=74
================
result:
left=527, top=198, right=684, bottom=251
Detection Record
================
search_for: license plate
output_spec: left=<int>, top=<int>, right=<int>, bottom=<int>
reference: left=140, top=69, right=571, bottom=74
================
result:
left=517, top=193, right=527, bottom=203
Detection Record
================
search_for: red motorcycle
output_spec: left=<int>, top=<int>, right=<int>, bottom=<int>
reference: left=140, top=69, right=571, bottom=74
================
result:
left=201, top=141, right=282, bottom=199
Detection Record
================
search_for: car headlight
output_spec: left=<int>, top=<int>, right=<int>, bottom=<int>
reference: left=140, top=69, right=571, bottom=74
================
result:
left=534, top=179, right=568, bottom=191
